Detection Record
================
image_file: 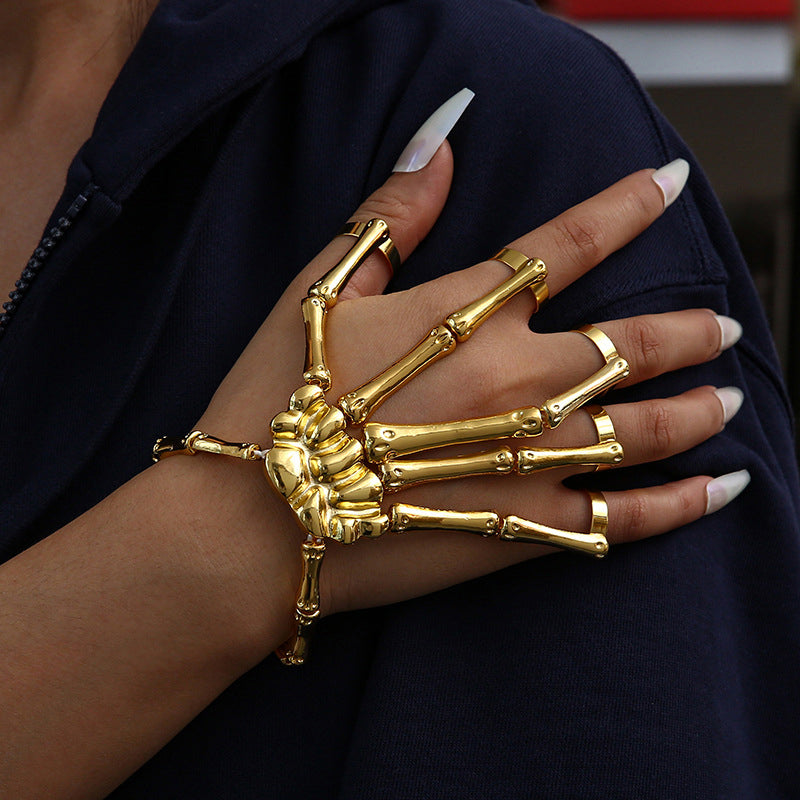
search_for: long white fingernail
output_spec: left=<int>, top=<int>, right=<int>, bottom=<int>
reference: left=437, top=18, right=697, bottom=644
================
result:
left=393, top=88, right=475, bottom=173
left=652, top=158, right=690, bottom=208
left=704, top=469, right=750, bottom=515
left=713, top=386, right=744, bottom=425
left=715, top=314, right=743, bottom=351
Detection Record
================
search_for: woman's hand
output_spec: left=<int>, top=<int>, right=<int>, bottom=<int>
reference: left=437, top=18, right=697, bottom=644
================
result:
left=0, top=141, right=745, bottom=799
left=186, top=142, right=744, bottom=623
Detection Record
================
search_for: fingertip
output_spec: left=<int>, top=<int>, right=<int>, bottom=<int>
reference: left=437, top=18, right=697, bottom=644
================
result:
left=651, top=158, right=690, bottom=209
left=392, top=87, right=473, bottom=173
left=704, top=469, right=751, bottom=515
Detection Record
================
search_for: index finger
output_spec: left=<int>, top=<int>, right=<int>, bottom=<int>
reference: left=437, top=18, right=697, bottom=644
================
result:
left=508, top=159, right=689, bottom=297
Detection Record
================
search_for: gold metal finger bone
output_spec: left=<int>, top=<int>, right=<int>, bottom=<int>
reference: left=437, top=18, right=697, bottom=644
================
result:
left=492, top=247, right=549, bottom=312
left=517, top=405, right=623, bottom=473
left=499, top=490, right=609, bottom=558
left=339, top=325, right=457, bottom=424
left=310, top=218, right=394, bottom=306
left=445, top=256, right=546, bottom=341
left=302, top=219, right=399, bottom=391
left=364, top=407, right=544, bottom=461
left=338, top=220, right=401, bottom=273
left=340, top=255, right=546, bottom=424
left=384, top=494, right=608, bottom=559
left=381, top=447, right=515, bottom=492
left=542, top=324, right=630, bottom=428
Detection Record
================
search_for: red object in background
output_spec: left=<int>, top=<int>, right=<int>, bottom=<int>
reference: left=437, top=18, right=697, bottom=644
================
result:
left=551, top=0, right=792, bottom=19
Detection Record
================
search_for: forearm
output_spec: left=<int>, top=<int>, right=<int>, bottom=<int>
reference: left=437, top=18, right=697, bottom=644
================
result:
left=0, top=455, right=298, bottom=799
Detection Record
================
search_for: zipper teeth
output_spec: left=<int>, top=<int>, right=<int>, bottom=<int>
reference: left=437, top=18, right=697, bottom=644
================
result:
left=0, top=185, right=96, bottom=342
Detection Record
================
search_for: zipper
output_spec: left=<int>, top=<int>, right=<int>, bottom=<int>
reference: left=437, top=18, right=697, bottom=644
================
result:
left=0, top=184, right=96, bottom=343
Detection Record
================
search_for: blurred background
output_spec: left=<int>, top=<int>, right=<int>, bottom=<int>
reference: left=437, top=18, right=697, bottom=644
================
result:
left=542, top=0, right=799, bottom=446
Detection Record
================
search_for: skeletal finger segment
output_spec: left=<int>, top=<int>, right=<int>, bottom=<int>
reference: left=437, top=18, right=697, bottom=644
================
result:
left=542, top=358, right=629, bottom=428
left=309, top=218, right=391, bottom=306
left=446, top=257, right=546, bottom=341
left=303, top=219, right=394, bottom=393
left=518, top=441, right=623, bottom=474
left=386, top=504, right=608, bottom=558
left=500, top=516, right=608, bottom=558
left=302, top=296, right=331, bottom=390
left=381, top=448, right=515, bottom=492
left=493, top=248, right=549, bottom=310
left=338, top=325, right=457, bottom=423
left=364, top=407, right=544, bottom=461
left=389, top=503, right=501, bottom=536
left=542, top=325, right=631, bottom=428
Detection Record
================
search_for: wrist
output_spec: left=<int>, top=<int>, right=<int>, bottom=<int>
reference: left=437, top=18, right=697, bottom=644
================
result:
left=147, top=452, right=302, bottom=670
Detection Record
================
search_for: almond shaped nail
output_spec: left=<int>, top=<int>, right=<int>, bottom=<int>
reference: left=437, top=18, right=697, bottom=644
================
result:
left=393, top=88, right=475, bottom=173
left=715, top=314, right=743, bottom=351
left=713, top=386, right=744, bottom=426
left=652, top=158, right=690, bottom=209
left=704, top=469, right=751, bottom=515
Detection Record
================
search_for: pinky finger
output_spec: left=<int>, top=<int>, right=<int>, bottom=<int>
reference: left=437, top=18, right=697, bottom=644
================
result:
left=604, top=470, right=751, bottom=545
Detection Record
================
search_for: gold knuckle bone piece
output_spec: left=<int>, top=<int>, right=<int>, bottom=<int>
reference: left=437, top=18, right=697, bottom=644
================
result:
left=153, top=220, right=624, bottom=666
left=492, top=247, right=549, bottom=312
left=542, top=324, right=630, bottom=429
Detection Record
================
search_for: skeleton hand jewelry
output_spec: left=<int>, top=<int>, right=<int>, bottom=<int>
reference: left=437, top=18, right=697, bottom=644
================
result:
left=153, top=219, right=628, bottom=665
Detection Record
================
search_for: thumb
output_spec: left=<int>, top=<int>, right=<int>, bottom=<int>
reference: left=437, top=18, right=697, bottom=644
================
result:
left=299, top=88, right=473, bottom=301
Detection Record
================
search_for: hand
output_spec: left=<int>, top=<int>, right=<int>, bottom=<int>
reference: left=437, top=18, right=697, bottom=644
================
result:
left=183, top=143, right=744, bottom=626
left=0, top=144, right=745, bottom=799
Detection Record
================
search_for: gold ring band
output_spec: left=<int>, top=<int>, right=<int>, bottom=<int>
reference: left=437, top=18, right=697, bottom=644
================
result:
left=587, top=490, right=609, bottom=539
left=339, top=220, right=401, bottom=273
left=492, top=247, right=549, bottom=312
left=585, top=405, right=624, bottom=471
left=576, top=324, right=619, bottom=363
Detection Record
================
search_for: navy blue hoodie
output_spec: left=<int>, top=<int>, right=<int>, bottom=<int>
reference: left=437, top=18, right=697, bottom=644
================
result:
left=1, top=0, right=798, bottom=797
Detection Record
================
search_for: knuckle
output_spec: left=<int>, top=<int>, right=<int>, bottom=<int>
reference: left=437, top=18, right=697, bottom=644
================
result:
left=360, top=194, right=415, bottom=233
left=553, top=214, right=605, bottom=268
left=624, top=186, right=660, bottom=219
left=674, top=484, right=695, bottom=516
left=644, top=402, right=677, bottom=455
left=624, top=316, right=665, bottom=376
left=619, top=494, right=648, bottom=540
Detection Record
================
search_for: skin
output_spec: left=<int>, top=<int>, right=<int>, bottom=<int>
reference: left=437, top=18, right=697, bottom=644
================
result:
left=0, top=0, right=159, bottom=297
left=0, top=3, right=736, bottom=798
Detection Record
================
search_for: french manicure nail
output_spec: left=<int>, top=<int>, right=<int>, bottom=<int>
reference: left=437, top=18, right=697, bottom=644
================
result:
left=652, top=158, right=690, bottom=209
left=715, top=314, right=743, bottom=351
left=704, top=469, right=750, bottom=515
left=713, top=386, right=744, bottom=425
left=393, top=88, right=475, bottom=173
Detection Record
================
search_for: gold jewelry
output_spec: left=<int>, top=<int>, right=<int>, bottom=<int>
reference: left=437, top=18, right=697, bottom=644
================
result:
left=541, top=324, right=630, bottom=429
left=338, top=219, right=401, bottom=273
left=154, top=220, right=627, bottom=665
left=492, top=247, right=549, bottom=312
left=499, top=490, right=609, bottom=557
left=516, top=405, right=623, bottom=475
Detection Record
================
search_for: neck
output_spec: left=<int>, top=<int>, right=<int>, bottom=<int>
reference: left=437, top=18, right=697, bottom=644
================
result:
left=0, top=0, right=159, bottom=122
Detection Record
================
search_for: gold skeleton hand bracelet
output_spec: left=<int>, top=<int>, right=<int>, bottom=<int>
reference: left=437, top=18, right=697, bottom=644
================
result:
left=153, top=220, right=628, bottom=665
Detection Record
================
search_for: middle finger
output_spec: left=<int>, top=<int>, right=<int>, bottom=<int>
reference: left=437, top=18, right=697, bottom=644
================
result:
left=542, top=308, right=740, bottom=396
